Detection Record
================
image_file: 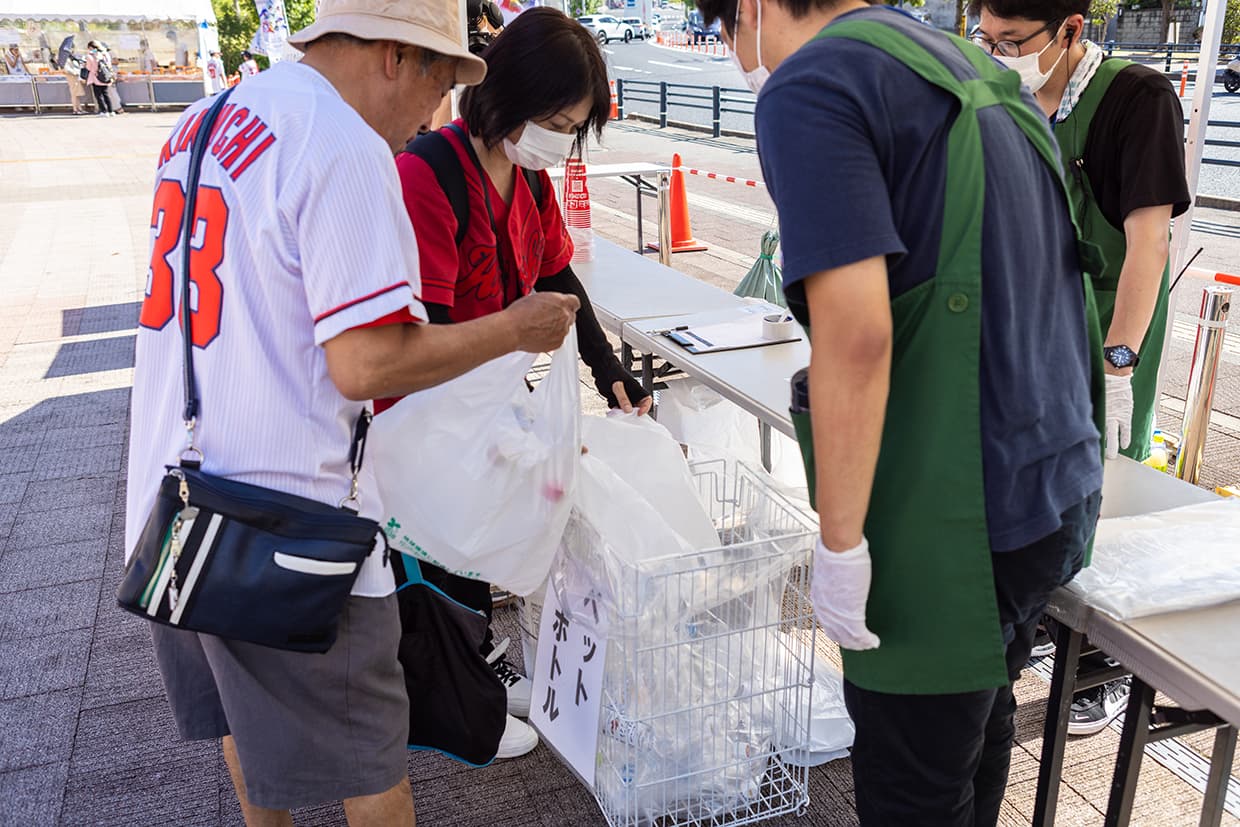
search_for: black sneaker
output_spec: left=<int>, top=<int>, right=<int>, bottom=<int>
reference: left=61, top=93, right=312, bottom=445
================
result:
left=1030, top=624, right=1055, bottom=658
left=1068, top=678, right=1131, bottom=736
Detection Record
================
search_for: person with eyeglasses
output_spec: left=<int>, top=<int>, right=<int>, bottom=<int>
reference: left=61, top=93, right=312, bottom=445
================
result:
left=969, top=0, right=1190, bottom=740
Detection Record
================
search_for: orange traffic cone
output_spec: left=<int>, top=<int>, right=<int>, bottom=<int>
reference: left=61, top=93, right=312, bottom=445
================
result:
left=647, top=153, right=707, bottom=254
left=609, top=79, right=619, bottom=121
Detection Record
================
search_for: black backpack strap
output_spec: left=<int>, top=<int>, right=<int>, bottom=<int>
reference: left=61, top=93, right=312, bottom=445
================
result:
left=524, top=168, right=543, bottom=209
left=403, top=130, right=470, bottom=247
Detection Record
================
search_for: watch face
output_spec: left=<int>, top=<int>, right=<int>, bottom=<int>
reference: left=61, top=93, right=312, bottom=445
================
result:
left=1105, top=345, right=1137, bottom=368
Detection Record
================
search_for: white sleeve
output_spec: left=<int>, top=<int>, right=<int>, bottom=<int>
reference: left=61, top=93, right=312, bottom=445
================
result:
left=294, top=135, right=428, bottom=346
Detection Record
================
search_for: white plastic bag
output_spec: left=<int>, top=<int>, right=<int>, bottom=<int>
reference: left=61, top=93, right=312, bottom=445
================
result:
left=1070, top=499, right=1240, bottom=619
left=581, top=413, right=719, bottom=550
left=369, top=332, right=581, bottom=596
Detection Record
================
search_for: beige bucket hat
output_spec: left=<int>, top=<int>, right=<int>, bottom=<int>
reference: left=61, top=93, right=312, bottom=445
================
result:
left=289, top=0, right=487, bottom=86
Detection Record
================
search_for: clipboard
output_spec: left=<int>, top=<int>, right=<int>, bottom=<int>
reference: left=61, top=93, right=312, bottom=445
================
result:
left=661, top=313, right=800, bottom=354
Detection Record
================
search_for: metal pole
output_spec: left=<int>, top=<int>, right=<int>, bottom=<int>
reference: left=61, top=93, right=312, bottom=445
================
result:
left=30, top=76, right=40, bottom=115
left=656, top=171, right=672, bottom=267
left=659, top=81, right=668, bottom=129
left=616, top=78, right=625, bottom=120
left=1174, top=284, right=1232, bottom=484
left=1159, top=0, right=1229, bottom=404
left=712, top=86, right=721, bottom=138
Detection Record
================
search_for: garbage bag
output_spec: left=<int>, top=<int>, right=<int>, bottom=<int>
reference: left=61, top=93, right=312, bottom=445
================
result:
left=1070, top=499, right=1240, bottom=619
left=369, top=331, right=581, bottom=596
left=733, top=230, right=786, bottom=307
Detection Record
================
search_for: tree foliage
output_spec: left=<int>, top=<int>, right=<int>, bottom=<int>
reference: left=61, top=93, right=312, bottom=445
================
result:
left=211, top=0, right=316, bottom=74
left=1224, top=0, right=1240, bottom=46
left=1088, top=0, right=1119, bottom=27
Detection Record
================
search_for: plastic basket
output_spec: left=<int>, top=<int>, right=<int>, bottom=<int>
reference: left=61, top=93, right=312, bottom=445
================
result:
left=582, top=460, right=818, bottom=827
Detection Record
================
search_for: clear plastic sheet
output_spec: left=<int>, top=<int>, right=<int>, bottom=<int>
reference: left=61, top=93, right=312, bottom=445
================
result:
left=1070, top=499, right=1240, bottom=619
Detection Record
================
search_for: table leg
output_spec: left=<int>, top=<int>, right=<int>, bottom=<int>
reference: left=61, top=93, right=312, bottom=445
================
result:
left=760, top=421, right=772, bottom=472
left=634, top=175, right=645, bottom=253
left=641, top=353, right=658, bottom=420
left=1104, top=677, right=1156, bottom=827
left=1033, top=623, right=1084, bottom=827
left=1199, top=726, right=1237, bottom=827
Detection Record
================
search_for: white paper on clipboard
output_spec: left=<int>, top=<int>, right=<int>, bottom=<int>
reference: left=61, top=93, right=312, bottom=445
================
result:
left=661, top=303, right=800, bottom=354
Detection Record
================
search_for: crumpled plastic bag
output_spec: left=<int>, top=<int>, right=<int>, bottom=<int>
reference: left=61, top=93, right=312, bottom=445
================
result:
left=1069, top=499, right=1240, bottom=619
left=368, top=331, right=580, bottom=596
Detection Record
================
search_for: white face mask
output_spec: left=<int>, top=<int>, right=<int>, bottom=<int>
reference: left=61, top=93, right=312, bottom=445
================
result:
left=730, top=0, right=770, bottom=95
left=502, top=121, right=577, bottom=170
left=995, top=25, right=1067, bottom=94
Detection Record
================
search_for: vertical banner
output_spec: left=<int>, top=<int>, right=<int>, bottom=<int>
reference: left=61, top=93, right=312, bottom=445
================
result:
left=251, top=0, right=292, bottom=64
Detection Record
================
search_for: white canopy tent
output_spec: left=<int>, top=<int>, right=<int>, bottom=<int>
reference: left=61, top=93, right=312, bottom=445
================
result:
left=0, top=0, right=219, bottom=65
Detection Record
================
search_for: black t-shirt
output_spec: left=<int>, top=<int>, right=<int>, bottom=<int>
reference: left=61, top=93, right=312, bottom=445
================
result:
left=1079, top=62, right=1191, bottom=230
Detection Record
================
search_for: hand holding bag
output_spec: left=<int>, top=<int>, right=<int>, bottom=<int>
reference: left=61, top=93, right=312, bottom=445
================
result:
left=117, top=87, right=386, bottom=653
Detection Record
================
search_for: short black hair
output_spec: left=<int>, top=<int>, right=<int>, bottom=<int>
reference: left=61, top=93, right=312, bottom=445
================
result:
left=460, top=7, right=610, bottom=155
left=241, top=50, right=253, bottom=59
left=967, top=0, right=1087, bottom=24
left=696, top=0, right=878, bottom=38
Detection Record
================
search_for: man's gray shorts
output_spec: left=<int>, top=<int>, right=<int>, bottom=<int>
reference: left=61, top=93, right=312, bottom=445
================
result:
left=151, top=594, right=410, bottom=810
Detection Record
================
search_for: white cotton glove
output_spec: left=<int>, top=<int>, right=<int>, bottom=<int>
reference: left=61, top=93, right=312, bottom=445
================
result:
left=811, top=537, right=881, bottom=651
left=1104, top=373, right=1134, bottom=460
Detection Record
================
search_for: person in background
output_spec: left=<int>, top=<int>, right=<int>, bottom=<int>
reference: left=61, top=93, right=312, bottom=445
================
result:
left=103, top=44, right=126, bottom=114
left=970, top=0, right=1190, bottom=739
left=207, top=50, right=227, bottom=94
left=62, top=51, right=88, bottom=114
left=391, top=6, right=650, bottom=760
left=3, top=44, right=28, bottom=75
left=698, top=0, right=1104, bottom=821
left=239, top=50, right=261, bottom=80
left=84, top=41, right=114, bottom=117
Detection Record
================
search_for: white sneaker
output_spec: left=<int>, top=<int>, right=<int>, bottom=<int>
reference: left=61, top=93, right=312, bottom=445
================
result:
left=486, top=637, right=533, bottom=718
left=495, top=714, right=538, bottom=759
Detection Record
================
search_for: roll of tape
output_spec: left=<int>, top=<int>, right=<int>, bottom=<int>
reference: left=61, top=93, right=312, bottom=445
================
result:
left=762, top=314, right=795, bottom=340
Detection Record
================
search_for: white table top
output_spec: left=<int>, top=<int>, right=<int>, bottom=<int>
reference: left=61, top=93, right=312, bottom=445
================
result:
left=574, top=237, right=746, bottom=332
left=547, top=162, right=669, bottom=180
left=623, top=304, right=810, bottom=440
left=1050, top=459, right=1239, bottom=727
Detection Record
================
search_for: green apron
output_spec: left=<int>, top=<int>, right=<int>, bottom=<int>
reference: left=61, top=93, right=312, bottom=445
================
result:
left=791, top=20, right=1106, bottom=695
left=1055, top=58, right=1168, bottom=462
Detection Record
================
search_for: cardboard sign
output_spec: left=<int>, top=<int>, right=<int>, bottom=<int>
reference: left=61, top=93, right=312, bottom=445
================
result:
left=529, top=582, right=608, bottom=785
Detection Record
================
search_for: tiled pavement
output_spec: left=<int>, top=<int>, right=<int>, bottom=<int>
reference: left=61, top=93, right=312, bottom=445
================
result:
left=0, top=109, right=1237, bottom=826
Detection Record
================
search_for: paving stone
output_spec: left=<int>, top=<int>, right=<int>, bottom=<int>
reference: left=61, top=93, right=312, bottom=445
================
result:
left=20, top=475, right=117, bottom=513
left=0, top=629, right=91, bottom=700
left=5, top=503, right=114, bottom=552
left=31, top=444, right=123, bottom=482
left=2, top=444, right=41, bottom=475
left=61, top=698, right=220, bottom=827
left=0, top=581, right=99, bottom=642
left=0, top=761, right=69, bottom=826
left=81, top=611, right=163, bottom=711
left=43, top=336, right=136, bottom=379
left=61, top=302, right=140, bottom=337
left=0, top=537, right=109, bottom=594
left=0, top=689, right=80, bottom=771
left=0, top=473, right=29, bottom=506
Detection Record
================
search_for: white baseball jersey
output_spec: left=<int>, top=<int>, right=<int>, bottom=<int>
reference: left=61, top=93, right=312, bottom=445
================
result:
left=206, top=57, right=227, bottom=94
left=239, top=58, right=260, bottom=80
left=126, top=62, right=427, bottom=597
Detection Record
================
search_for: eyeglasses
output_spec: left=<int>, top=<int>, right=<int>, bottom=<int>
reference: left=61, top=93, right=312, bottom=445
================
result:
left=970, top=20, right=1060, bottom=58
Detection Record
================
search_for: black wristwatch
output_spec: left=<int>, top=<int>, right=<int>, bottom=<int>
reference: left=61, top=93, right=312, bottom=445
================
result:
left=1103, top=344, right=1140, bottom=369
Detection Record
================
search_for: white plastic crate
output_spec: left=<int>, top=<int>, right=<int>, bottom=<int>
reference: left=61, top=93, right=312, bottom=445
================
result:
left=556, top=460, right=819, bottom=827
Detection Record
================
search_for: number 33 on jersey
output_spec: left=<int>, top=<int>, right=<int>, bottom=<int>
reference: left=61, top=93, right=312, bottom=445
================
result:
left=140, top=103, right=276, bottom=348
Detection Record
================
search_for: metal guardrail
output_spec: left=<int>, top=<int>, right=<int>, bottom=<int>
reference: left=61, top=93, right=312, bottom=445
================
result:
left=1099, top=41, right=1240, bottom=72
left=617, top=79, right=755, bottom=137
left=616, top=78, right=1240, bottom=167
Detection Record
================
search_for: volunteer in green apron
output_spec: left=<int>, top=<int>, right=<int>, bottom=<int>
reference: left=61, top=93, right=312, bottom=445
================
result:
left=972, top=0, right=1190, bottom=737
left=704, top=0, right=1104, bottom=822
left=972, top=0, right=1190, bottom=465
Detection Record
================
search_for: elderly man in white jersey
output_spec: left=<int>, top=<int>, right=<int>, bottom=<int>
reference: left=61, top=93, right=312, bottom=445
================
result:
left=124, top=0, right=579, bottom=824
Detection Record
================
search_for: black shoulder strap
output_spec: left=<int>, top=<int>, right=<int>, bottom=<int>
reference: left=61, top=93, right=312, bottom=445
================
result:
left=403, top=130, right=470, bottom=247
left=524, top=168, right=543, bottom=209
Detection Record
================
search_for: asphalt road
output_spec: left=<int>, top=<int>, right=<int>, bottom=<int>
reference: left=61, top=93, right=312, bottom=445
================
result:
left=604, top=38, right=1240, bottom=198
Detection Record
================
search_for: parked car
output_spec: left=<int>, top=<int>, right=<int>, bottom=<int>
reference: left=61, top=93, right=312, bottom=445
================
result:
left=1223, top=55, right=1239, bottom=94
left=576, top=15, right=634, bottom=44
left=622, top=17, right=653, bottom=40
left=684, top=12, right=721, bottom=43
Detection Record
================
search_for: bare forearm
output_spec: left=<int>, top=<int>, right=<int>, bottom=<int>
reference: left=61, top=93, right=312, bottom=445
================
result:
left=327, top=313, right=519, bottom=401
left=1107, top=206, right=1172, bottom=357
left=809, top=337, right=891, bottom=550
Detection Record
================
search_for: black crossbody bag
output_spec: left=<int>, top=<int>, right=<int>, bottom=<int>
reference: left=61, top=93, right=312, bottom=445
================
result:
left=117, top=88, right=386, bottom=653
